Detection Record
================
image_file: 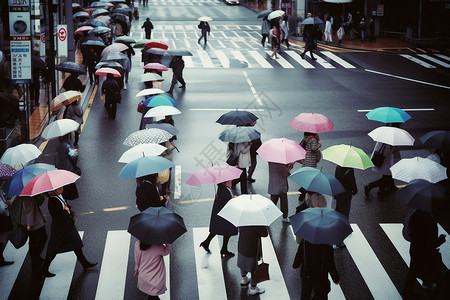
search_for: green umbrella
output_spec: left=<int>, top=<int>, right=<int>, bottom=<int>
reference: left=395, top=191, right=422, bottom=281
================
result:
left=115, top=36, right=136, bottom=44
left=322, top=144, right=374, bottom=170
left=133, top=39, right=151, bottom=48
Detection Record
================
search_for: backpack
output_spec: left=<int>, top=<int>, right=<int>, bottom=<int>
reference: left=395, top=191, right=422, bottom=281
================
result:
left=402, top=210, right=415, bottom=242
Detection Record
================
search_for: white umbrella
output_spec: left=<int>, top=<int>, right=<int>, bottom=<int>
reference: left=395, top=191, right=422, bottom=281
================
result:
left=390, top=157, right=447, bottom=183
left=118, top=144, right=167, bottom=163
left=41, top=119, right=80, bottom=140
left=136, top=88, right=165, bottom=98
left=141, top=73, right=164, bottom=82
left=144, top=106, right=181, bottom=118
left=123, top=128, right=173, bottom=146
left=217, top=194, right=282, bottom=227
left=0, top=144, right=41, bottom=167
left=368, top=126, right=415, bottom=146
left=198, top=16, right=212, bottom=22
left=51, top=91, right=82, bottom=112
left=268, top=9, right=285, bottom=20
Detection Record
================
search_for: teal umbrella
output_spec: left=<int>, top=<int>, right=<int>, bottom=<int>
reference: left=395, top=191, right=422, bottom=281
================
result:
left=143, top=95, right=177, bottom=107
left=366, top=107, right=411, bottom=123
left=289, top=167, right=345, bottom=196
left=118, top=156, right=174, bottom=178
left=219, top=127, right=261, bottom=143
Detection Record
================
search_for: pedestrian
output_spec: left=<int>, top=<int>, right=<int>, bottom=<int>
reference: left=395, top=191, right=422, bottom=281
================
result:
left=64, top=99, right=83, bottom=147
left=41, top=186, right=97, bottom=277
left=56, top=132, right=80, bottom=200
left=270, top=21, right=280, bottom=59
left=122, top=51, right=131, bottom=90
left=280, top=15, right=290, bottom=49
left=167, top=56, right=186, bottom=94
left=229, top=142, right=251, bottom=194
left=324, top=15, right=333, bottom=44
left=359, top=18, right=366, bottom=42
left=142, top=18, right=154, bottom=39
left=142, top=0, right=148, bottom=7
left=346, top=11, right=354, bottom=40
left=136, top=174, right=165, bottom=211
left=246, top=122, right=261, bottom=183
left=293, top=239, right=340, bottom=299
left=0, top=182, right=13, bottom=267
left=101, top=73, right=121, bottom=120
left=299, top=132, right=322, bottom=168
left=199, top=180, right=237, bottom=258
left=300, top=25, right=318, bottom=60
left=260, top=16, right=270, bottom=47
left=238, top=225, right=268, bottom=295
left=337, top=23, right=345, bottom=46
left=134, top=240, right=171, bottom=300
left=369, top=17, right=376, bottom=42
left=158, top=139, right=176, bottom=200
left=61, top=72, right=85, bottom=93
left=85, top=47, right=100, bottom=85
left=305, top=191, right=327, bottom=208
left=268, top=162, right=293, bottom=223
left=197, top=21, right=210, bottom=45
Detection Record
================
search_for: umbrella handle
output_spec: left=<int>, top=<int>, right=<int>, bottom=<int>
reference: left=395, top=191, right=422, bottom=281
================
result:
left=171, top=142, right=180, bottom=153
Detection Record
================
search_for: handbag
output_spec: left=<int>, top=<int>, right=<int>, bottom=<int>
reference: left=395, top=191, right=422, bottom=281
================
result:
left=371, top=144, right=386, bottom=167
left=253, top=239, right=270, bottom=284
left=226, top=152, right=239, bottom=166
left=7, top=198, right=28, bottom=249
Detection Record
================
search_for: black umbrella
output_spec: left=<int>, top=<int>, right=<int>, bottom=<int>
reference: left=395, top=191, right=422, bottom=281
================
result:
left=0, top=93, right=20, bottom=128
left=92, top=8, right=110, bottom=18
left=82, top=39, right=106, bottom=47
left=420, top=130, right=450, bottom=150
left=165, top=49, right=193, bottom=57
left=128, top=207, right=187, bottom=244
left=257, top=9, right=272, bottom=19
left=216, top=110, right=258, bottom=125
left=55, top=61, right=86, bottom=74
left=111, top=13, right=129, bottom=23
left=86, top=19, right=108, bottom=28
left=32, top=55, right=46, bottom=70
left=112, top=8, right=129, bottom=15
left=397, top=179, right=447, bottom=213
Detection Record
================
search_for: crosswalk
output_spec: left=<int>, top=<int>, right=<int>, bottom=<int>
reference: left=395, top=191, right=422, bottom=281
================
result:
left=1, top=223, right=449, bottom=299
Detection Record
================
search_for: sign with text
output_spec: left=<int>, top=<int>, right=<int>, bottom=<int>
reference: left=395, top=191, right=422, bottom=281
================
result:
left=57, top=25, right=68, bottom=57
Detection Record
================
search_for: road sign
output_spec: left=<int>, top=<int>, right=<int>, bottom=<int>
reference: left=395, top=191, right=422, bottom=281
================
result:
left=40, top=33, right=45, bottom=56
left=57, top=24, right=68, bottom=57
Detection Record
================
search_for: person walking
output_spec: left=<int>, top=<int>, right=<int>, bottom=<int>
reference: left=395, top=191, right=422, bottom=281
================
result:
left=359, top=18, right=367, bottom=42
left=136, top=174, right=165, bottom=211
left=369, top=17, right=376, bottom=42
left=85, top=47, right=100, bottom=85
left=324, top=15, right=333, bottom=44
left=270, top=21, right=280, bottom=59
left=337, top=23, right=345, bottom=46
left=61, top=72, right=85, bottom=93
left=122, top=51, right=131, bottom=90
left=280, top=15, right=290, bottom=49
left=260, top=16, right=270, bottom=47
left=134, top=241, right=171, bottom=300
left=101, top=73, right=121, bottom=120
left=300, top=25, right=318, bottom=60
left=247, top=132, right=261, bottom=183
left=268, top=162, right=293, bottom=223
left=199, top=180, right=237, bottom=258
left=346, top=11, right=354, bottom=40
left=300, top=132, right=322, bottom=168
left=238, top=225, right=268, bottom=295
left=167, top=56, right=186, bottom=94
left=64, top=99, right=83, bottom=147
left=142, top=18, right=154, bottom=39
left=229, top=142, right=251, bottom=194
left=197, top=21, right=210, bottom=45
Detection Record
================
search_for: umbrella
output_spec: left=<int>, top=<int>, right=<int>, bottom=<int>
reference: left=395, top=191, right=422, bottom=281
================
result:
left=146, top=48, right=167, bottom=55
left=256, top=138, right=306, bottom=164
left=216, top=110, right=258, bottom=126
left=41, top=119, right=80, bottom=140
left=143, top=63, right=168, bottom=71
left=0, top=163, right=16, bottom=179
left=101, top=43, right=129, bottom=57
left=145, top=123, right=179, bottom=136
left=397, top=179, right=447, bottom=213
left=218, top=127, right=261, bottom=143
left=136, top=88, right=165, bottom=97
left=86, top=19, right=108, bottom=27
left=90, top=1, right=108, bottom=8
left=165, top=49, right=193, bottom=57
left=289, top=167, right=346, bottom=196
left=91, top=8, right=110, bottom=18
left=95, top=67, right=121, bottom=77
left=75, top=26, right=94, bottom=35
left=118, top=144, right=167, bottom=163
left=322, top=144, right=374, bottom=170
left=20, top=170, right=80, bottom=196
left=144, top=41, right=169, bottom=50
left=141, top=73, right=164, bottom=82
left=82, top=39, right=106, bottom=47
left=366, top=107, right=411, bottom=123
left=116, top=3, right=132, bottom=10
left=419, top=130, right=450, bottom=150
left=185, top=165, right=242, bottom=186
left=133, top=39, right=152, bottom=48
left=143, top=95, right=177, bottom=107
left=107, top=0, right=127, bottom=3
left=268, top=10, right=285, bottom=20
left=3, top=163, right=56, bottom=197
left=217, top=194, right=282, bottom=227
left=101, top=52, right=128, bottom=62
left=50, top=91, right=82, bottom=111
left=289, top=113, right=334, bottom=133
left=302, top=17, right=324, bottom=25
left=0, top=144, right=41, bottom=167
left=55, top=61, right=86, bottom=74
left=128, top=207, right=187, bottom=244
left=257, top=9, right=272, bottom=19
left=73, top=11, right=90, bottom=18
left=390, top=157, right=447, bottom=183
left=368, top=126, right=414, bottom=146
left=95, top=61, right=123, bottom=69
left=95, top=15, right=111, bottom=25
left=118, top=156, right=174, bottom=178
left=0, top=50, right=4, bottom=66
left=88, top=26, right=111, bottom=35
left=290, top=208, right=352, bottom=245
left=198, top=16, right=213, bottom=22
left=144, top=106, right=181, bottom=118
left=115, top=36, right=136, bottom=44
left=123, top=128, right=173, bottom=146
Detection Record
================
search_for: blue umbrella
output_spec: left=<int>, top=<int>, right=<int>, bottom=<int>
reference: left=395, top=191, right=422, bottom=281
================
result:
left=87, top=19, right=108, bottom=28
left=82, top=39, right=106, bottom=47
left=100, top=52, right=127, bottom=62
left=143, top=95, right=177, bottom=107
left=118, top=156, right=175, bottom=178
left=73, top=11, right=90, bottom=18
left=3, top=163, right=56, bottom=197
left=419, top=130, right=450, bottom=150
left=90, top=1, right=108, bottom=8
left=91, top=8, right=110, bottom=18
left=397, top=179, right=447, bottom=213
left=288, top=167, right=345, bottom=196
left=88, top=26, right=111, bottom=35
left=366, top=107, right=411, bottom=123
left=219, top=127, right=261, bottom=143
left=216, top=110, right=258, bottom=125
left=145, top=123, right=179, bottom=136
left=290, top=207, right=353, bottom=245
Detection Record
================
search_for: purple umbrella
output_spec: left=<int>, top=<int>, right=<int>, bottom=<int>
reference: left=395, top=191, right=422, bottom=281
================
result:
left=0, top=162, right=16, bottom=179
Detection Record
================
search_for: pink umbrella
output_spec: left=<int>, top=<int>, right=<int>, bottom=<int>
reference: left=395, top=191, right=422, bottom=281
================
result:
left=95, top=15, right=111, bottom=25
left=95, top=67, right=122, bottom=77
left=257, top=138, right=306, bottom=164
left=74, top=26, right=94, bottom=35
left=143, top=63, right=169, bottom=71
left=101, top=43, right=129, bottom=57
left=289, top=113, right=334, bottom=133
left=20, top=170, right=80, bottom=196
left=185, top=165, right=242, bottom=186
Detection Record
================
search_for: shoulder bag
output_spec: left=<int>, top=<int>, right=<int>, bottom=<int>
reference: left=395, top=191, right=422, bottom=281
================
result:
left=7, top=197, right=28, bottom=249
left=253, top=239, right=270, bottom=284
left=371, top=144, right=386, bottom=167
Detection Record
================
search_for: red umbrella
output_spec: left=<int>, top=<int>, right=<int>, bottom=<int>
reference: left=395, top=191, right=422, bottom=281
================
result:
left=95, top=67, right=121, bottom=77
left=84, top=7, right=95, bottom=15
left=101, top=43, right=129, bottom=57
left=20, top=170, right=80, bottom=196
left=289, top=113, right=334, bottom=133
left=144, top=41, right=169, bottom=50
left=143, top=63, right=168, bottom=71
left=75, top=26, right=94, bottom=35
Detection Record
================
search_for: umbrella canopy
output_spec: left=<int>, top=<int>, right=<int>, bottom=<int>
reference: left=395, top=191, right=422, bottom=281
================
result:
left=257, top=9, right=272, bottom=19
left=41, top=119, right=80, bottom=140
left=95, top=15, right=111, bottom=25
left=145, top=123, right=179, bottom=136
left=397, top=179, right=447, bottom=213
left=90, top=1, right=108, bottom=8
left=165, top=49, right=193, bottom=57
left=390, top=157, right=447, bottom=183
left=257, top=138, right=306, bottom=164
left=289, top=113, right=334, bottom=133
left=95, top=61, right=123, bottom=69
left=118, top=144, right=167, bottom=163
left=218, top=127, right=261, bottom=143
left=146, top=48, right=167, bottom=55
left=128, top=207, right=187, bottom=244
left=95, top=67, right=121, bottom=77
left=368, top=126, right=414, bottom=146
left=50, top=91, right=82, bottom=112
left=143, top=95, right=177, bottom=107
left=92, top=8, right=110, bottom=17
left=290, top=208, right=352, bottom=245
left=118, top=156, right=175, bottom=178
left=136, top=88, right=165, bottom=98
left=198, top=16, right=213, bottom=22
left=0, top=144, right=41, bottom=167
left=112, top=8, right=130, bottom=15
left=88, top=26, right=111, bottom=35
left=86, top=19, right=108, bottom=27
left=144, top=106, right=182, bottom=118
left=20, top=170, right=80, bottom=196
left=302, top=17, right=324, bottom=25
left=133, top=39, right=152, bottom=48
left=0, top=162, right=16, bottom=179
left=366, top=107, right=411, bottom=124
left=419, top=130, right=450, bottom=150
left=123, top=128, right=173, bottom=146
left=75, top=26, right=94, bottom=35
left=216, top=110, right=258, bottom=126
left=55, top=61, right=86, bottom=74
left=322, top=144, right=374, bottom=170
left=218, top=194, right=282, bottom=226
left=289, top=167, right=346, bottom=196
left=101, top=52, right=128, bottom=62
left=115, top=36, right=136, bottom=44
left=144, top=41, right=169, bottom=50
left=268, top=10, right=285, bottom=20
left=143, top=63, right=169, bottom=71
left=82, top=39, right=106, bottom=47
left=3, top=163, right=56, bottom=197
left=141, top=73, right=164, bottom=82
left=185, top=165, right=242, bottom=185
left=101, top=43, right=129, bottom=57
left=73, top=11, right=90, bottom=18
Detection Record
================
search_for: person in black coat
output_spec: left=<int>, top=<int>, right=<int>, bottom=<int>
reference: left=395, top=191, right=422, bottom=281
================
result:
left=142, top=18, right=154, bottom=39
left=61, top=73, right=85, bottom=93
left=334, top=166, right=357, bottom=219
left=293, top=240, right=340, bottom=299
left=41, top=186, right=96, bottom=277
left=300, top=24, right=318, bottom=61
left=136, top=174, right=165, bottom=211
left=101, top=73, right=121, bottom=119
left=167, top=56, right=186, bottom=93
left=197, top=21, right=210, bottom=45
left=199, top=181, right=238, bottom=258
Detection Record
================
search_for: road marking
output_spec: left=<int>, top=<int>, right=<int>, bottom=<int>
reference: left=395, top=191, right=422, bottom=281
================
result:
left=435, top=54, right=450, bottom=62
left=315, top=55, right=335, bottom=68
left=103, top=206, right=129, bottom=212
left=0, top=241, right=29, bottom=299
left=243, top=70, right=263, bottom=105
left=365, top=69, right=450, bottom=90
left=400, top=54, right=436, bottom=68
left=215, top=50, right=230, bottom=68
left=248, top=50, right=273, bottom=68
left=174, top=165, right=181, bottom=199
left=189, top=108, right=265, bottom=111
left=230, top=40, right=240, bottom=48
left=322, top=51, right=356, bottom=68
left=285, top=50, right=315, bottom=69
left=357, top=108, right=435, bottom=112
left=232, top=50, right=252, bottom=68
left=417, top=54, right=450, bottom=68
left=184, top=56, right=194, bottom=68
left=265, top=50, right=294, bottom=68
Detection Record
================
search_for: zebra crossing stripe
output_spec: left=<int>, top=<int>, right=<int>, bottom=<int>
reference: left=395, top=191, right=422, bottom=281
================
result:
left=94, top=230, right=130, bottom=300
left=217, top=40, right=226, bottom=48
left=345, top=224, right=402, bottom=299
left=184, top=56, right=194, bottom=68
left=159, top=255, right=170, bottom=300
left=285, top=50, right=315, bottom=69
left=184, top=39, right=191, bottom=48
left=315, top=55, right=335, bottom=69
left=40, top=232, right=84, bottom=300
left=0, top=241, right=29, bottom=298
left=322, top=51, right=356, bottom=68
left=197, top=50, right=214, bottom=68
left=215, top=50, right=230, bottom=68
left=435, top=54, right=450, bottom=62
left=193, top=227, right=227, bottom=300
left=232, top=50, right=252, bottom=68
left=417, top=54, right=450, bottom=68
left=400, top=54, right=436, bottom=68
left=230, top=40, right=241, bottom=48
left=380, top=224, right=411, bottom=265
left=249, top=51, right=273, bottom=68
left=438, top=224, right=450, bottom=268
left=264, top=50, right=294, bottom=68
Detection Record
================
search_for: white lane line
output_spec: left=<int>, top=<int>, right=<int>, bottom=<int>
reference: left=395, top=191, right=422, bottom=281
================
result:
left=218, top=31, right=227, bottom=38
left=243, top=71, right=262, bottom=106
left=230, top=40, right=240, bottom=48
left=380, top=224, right=411, bottom=265
left=0, top=241, right=29, bottom=299
left=232, top=50, right=252, bottom=68
left=193, top=227, right=227, bottom=300
left=40, top=232, right=84, bottom=300
left=184, top=56, right=194, bottom=68
left=248, top=50, right=273, bottom=68
left=159, top=255, right=170, bottom=300
left=196, top=50, right=214, bottom=68
left=365, top=69, right=450, bottom=90
left=345, top=224, right=402, bottom=300
left=400, top=54, right=436, bottom=68
left=184, top=39, right=191, bottom=48
left=94, top=230, right=130, bottom=300
left=435, top=54, right=450, bottom=62
left=315, top=55, right=335, bottom=69
left=264, top=50, right=294, bottom=68
left=175, top=25, right=183, bottom=30
left=217, top=40, right=225, bottom=48
left=285, top=50, right=315, bottom=69
left=322, top=51, right=356, bottom=68
left=185, top=25, right=195, bottom=30
left=418, top=54, right=450, bottom=68
left=215, top=50, right=230, bottom=68
left=174, top=165, right=181, bottom=199
left=438, top=224, right=450, bottom=269
left=357, top=108, right=435, bottom=112
left=170, top=40, right=176, bottom=49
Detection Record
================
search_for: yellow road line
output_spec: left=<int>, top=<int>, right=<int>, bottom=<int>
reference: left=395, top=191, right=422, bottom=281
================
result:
left=80, top=85, right=97, bottom=132
left=416, top=48, right=427, bottom=53
left=103, top=206, right=129, bottom=212
left=178, top=191, right=301, bottom=204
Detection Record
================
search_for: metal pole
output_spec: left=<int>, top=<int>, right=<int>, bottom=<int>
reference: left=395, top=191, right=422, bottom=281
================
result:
left=418, top=0, right=422, bottom=38
left=46, top=0, right=57, bottom=102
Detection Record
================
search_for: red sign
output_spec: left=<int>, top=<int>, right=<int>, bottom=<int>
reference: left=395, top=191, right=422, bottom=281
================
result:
left=40, top=33, right=45, bottom=43
left=58, top=27, right=66, bottom=41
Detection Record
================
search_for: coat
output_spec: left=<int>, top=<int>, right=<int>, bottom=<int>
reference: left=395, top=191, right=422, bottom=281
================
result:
left=65, top=103, right=83, bottom=133
left=268, top=162, right=291, bottom=195
left=371, top=142, right=399, bottom=176
left=334, top=166, right=357, bottom=218
left=261, top=20, right=270, bottom=35
left=136, top=180, right=164, bottom=211
left=280, top=20, right=289, bottom=39
left=237, top=226, right=268, bottom=258
left=20, top=196, right=45, bottom=231
left=56, top=140, right=78, bottom=172
left=134, top=242, right=171, bottom=296
left=300, top=135, right=321, bottom=167
left=62, top=74, right=83, bottom=92
left=198, top=21, right=210, bottom=35
left=209, top=184, right=238, bottom=236
left=236, top=142, right=251, bottom=169
left=101, top=78, right=121, bottom=104
left=142, top=20, right=154, bottom=33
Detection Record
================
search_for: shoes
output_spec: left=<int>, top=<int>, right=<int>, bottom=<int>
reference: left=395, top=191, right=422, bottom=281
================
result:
left=300, top=53, right=305, bottom=59
left=83, top=261, right=98, bottom=271
left=41, top=270, right=56, bottom=277
left=249, top=286, right=265, bottom=295
left=0, top=260, right=14, bottom=267
left=311, top=57, right=317, bottom=61
left=199, top=241, right=210, bottom=253
left=282, top=217, right=290, bottom=223
left=180, top=85, right=185, bottom=89
left=364, top=185, right=370, bottom=197
left=220, top=250, right=235, bottom=258
left=333, top=243, right=346, bottom=249
left=123, top=83, right=127, bottom=90
left=247, top=177, right=255, bottom=183
left=241, top=276, right=250, bottom=286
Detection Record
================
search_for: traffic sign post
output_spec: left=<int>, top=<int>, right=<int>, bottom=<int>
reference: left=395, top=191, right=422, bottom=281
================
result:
left=57, top=24, right=68, bottom=57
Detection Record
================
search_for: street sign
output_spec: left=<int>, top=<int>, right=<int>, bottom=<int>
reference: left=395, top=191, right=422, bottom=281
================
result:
left=57, top=24, right=68, bottom=57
